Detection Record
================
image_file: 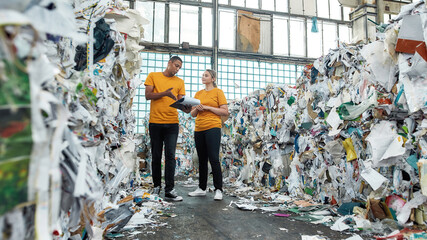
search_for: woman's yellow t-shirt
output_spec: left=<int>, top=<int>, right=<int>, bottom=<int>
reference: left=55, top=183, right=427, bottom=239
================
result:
left=194, top=88, right=227, bottom=132
left=144, top=72, right=185, bottom=124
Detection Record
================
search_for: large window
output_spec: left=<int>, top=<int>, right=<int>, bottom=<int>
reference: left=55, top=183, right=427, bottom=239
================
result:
left=153, top=3, right=165, bottom=42
left=134, top=52, right=303, bottom=133
left=323, top=22, right=337, bottom=55
left=276, top=0, right=288, bottom=12
left=246, top=0, right=259, bottom=9
left=307, top=18, right=322, bottom=58
left=289, top=17, right=306, bottom=57
left=290, top=0, right=303, bottom=15
left=219, top=9, right=236, bottom=50
left=261, top=0, right=275, bottom=11
left=134, top=0, right=352, bottom=59
left=137, top=2, right=153, bottom=41
left=180, top=5, right=199, bottom=45
left=273, top=16, right=288, bottom=56
left=169, top=3, right=180, bottom=43
left=330, top=0, right=342, bottom=20
left=202, top=8, right=213, bottom=46
left=231, top=0, right=245, bottom=7
left=317, top=0, right=330, bottom=19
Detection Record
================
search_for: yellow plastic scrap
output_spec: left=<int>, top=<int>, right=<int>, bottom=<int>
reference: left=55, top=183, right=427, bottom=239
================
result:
left=397, top=135, right=407, bottom=145
left=343, top=137, right=357, bottom=161
left=275, top=177, right=282, bottom=191
left=278, top=87, right=286, bottom=95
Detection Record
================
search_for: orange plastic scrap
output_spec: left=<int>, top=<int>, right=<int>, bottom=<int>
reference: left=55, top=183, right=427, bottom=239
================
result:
left=330, top=195, right=338, bottom=205
left=415, top=42, right=427, bottom=62
left=395, top=15, right=424, bottom=54
left=303, top=64, right=314, bottom=78
left=377, top=98, right=392, bottom=105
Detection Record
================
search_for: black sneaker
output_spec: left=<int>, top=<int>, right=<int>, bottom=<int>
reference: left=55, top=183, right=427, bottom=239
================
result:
left=164, top=189, right=183, bottom=201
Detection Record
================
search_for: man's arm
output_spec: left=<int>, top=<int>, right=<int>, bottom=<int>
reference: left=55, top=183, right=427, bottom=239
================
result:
left=145, top=85, right=176, bottom=100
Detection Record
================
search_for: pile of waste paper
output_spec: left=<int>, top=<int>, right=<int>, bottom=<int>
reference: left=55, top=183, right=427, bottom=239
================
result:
left=0, top=0, right=170, bottom=239
left=221, top=84, right=297, bottom=188
left=221, top=0, right=427, bottom=237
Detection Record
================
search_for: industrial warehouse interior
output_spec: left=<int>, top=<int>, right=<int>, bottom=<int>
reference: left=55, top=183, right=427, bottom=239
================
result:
left=1, top=0, right=427, bottom=239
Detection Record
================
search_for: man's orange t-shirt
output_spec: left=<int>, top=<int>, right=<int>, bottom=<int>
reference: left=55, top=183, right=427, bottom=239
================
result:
left=144, top=72, right=185, bottom=124
left=194, top=88, right=227, bottom=132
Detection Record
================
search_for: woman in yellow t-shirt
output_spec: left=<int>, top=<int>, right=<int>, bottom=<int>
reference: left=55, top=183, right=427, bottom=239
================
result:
left=188, top=69, right=229, bottom=201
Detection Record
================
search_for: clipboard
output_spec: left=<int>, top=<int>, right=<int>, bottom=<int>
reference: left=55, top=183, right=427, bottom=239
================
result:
left=170, top=96, right=200, bottom=110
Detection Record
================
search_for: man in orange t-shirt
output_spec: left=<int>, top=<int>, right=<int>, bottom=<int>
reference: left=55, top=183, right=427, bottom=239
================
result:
left=144, top=56, right=191, bottom=201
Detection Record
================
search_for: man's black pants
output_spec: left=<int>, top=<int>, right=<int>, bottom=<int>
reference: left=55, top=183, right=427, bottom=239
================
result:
left=149, top=123, right=179, bottom=193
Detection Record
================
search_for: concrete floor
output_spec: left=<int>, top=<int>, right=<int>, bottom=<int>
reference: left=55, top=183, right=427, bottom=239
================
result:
left=118, top=185, right=366, bottom=240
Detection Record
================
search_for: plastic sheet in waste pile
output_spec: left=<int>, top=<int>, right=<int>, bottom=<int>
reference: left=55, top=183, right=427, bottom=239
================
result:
left=222, top=1, right=427, bottom=237
left=0, top=0, right=165, bottom=239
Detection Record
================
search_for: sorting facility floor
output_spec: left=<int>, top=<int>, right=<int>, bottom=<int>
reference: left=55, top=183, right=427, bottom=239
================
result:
left=115, top=185, right=365, bottom=240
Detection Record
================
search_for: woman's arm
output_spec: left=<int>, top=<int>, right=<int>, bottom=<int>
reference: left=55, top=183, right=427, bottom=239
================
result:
left=190, top=106, right=199, bottom=117
left=202, top=104, right=229, bottom=116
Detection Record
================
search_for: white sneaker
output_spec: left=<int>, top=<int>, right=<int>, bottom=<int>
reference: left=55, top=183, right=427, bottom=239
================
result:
left=188, top=188, right=206, bottom=197
left=214, top=189, right=223, bottom=201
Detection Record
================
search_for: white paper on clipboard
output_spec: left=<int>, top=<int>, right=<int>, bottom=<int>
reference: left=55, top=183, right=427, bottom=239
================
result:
left=170, top=96, right=200, bottom=110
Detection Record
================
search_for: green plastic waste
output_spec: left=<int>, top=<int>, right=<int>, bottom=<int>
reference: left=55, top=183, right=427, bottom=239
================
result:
left=287, top=96, right=295, bottom=106
left=304, top=187, right=315, bottom=196
left=337, top=91, right=377, bottom=120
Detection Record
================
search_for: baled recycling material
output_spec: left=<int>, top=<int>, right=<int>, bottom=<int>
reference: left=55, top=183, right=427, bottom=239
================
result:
left=0, top=0, right=170, bottom=239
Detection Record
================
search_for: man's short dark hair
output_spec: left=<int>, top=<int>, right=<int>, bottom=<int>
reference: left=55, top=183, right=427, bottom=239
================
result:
left=169, top=56, right=183, bottom=63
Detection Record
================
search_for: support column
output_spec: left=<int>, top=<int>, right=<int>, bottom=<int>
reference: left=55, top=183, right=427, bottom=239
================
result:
left=212, top=0, right=219, bottom=72
left=349, top=3, right=377, bottom=43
